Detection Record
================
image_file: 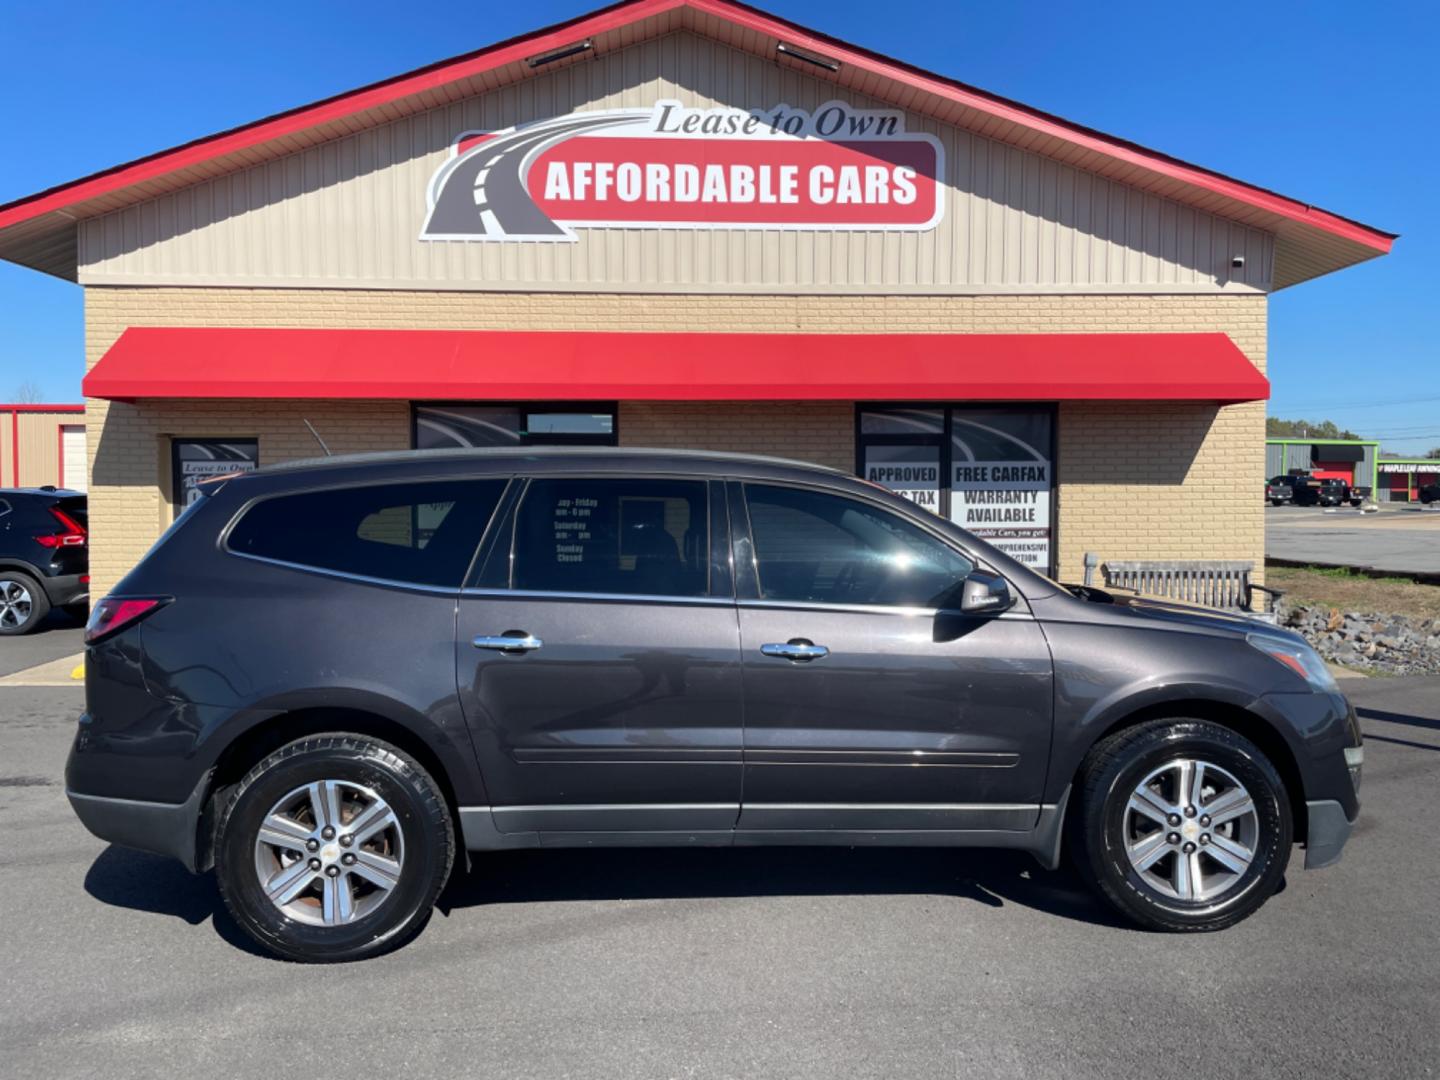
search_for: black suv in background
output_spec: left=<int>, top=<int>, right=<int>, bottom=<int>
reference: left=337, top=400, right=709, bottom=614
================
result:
left=0, top=488, right=88, bottom=634
left=67, top=450, right=1362, bottom=961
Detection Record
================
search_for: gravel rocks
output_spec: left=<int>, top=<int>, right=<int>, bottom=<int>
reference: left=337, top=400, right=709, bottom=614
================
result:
left=1277, top=599, right=1440, bottom=675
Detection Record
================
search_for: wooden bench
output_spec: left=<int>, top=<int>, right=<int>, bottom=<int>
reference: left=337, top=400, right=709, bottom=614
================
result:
left=1082, top=555, right=1283, bottom=617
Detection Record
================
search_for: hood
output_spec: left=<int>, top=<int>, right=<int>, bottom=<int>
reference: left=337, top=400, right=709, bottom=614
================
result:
left=1065, top=589, right=1306, bottom=642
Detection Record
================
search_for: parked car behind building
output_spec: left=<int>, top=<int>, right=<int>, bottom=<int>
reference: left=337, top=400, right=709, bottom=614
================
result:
left=0, top=488, right=88, bottom=634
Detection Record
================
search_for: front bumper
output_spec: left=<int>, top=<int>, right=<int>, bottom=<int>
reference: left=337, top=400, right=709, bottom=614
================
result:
left=65, top=770, right=209, bottom=873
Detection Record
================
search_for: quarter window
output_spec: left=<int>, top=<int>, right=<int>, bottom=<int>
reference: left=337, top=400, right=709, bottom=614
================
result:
left=511, top=478, right=708, bottom=597
left=744, top=484, right=974, bottom=608
left=227, top=480, right=505, bottom=587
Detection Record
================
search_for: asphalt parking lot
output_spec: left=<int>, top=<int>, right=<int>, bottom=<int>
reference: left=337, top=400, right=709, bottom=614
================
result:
left=1266, top=503, right=1440, bottom=575
left=0, top=613, right=83, bottom=677
left=2, top=677, right=1437, bottom=1080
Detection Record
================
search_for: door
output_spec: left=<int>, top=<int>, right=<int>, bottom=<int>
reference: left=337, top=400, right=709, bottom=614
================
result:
left=60, top=425, right=86, bottom=492
left=731, top=481, right=1054, bottom=832
left=456, top=475, right=742, bottom=834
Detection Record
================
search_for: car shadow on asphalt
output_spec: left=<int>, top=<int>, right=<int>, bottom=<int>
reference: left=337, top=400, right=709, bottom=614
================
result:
left=437, top=846, right=1135, bottom=930
left=82, top=842, right=1135, bottom=953
left=1358, top=707, right=1440, bottom=735
left=81, top=846, right=272, bottom=958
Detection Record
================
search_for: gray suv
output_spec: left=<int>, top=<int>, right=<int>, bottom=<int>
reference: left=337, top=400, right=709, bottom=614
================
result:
left=67, top=449, right=1362, bottom=961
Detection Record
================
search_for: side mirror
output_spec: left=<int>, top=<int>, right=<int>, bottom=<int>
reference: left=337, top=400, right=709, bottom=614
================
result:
left=959, top=570, right=1013, bottom=615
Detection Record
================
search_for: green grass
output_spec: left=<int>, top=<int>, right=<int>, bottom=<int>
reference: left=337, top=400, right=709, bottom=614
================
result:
left=1266, top=565, right=1440, bottom=620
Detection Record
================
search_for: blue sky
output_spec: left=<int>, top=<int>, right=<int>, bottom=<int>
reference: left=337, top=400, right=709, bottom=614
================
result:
left=0, top=1, right=1434, bottom=450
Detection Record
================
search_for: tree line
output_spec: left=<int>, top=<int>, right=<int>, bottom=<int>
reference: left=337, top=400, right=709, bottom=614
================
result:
left=1267, top=417, right=1440, bottom=459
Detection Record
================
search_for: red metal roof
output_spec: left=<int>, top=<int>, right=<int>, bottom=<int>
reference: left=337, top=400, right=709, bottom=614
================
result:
left=83, top=328, right=1269, bottom=403
left=0, top=0, right=1395, bottom=286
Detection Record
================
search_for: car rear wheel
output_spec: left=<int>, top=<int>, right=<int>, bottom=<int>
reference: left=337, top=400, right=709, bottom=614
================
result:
left=214, top=733, right=454, bottom=962
left=0, top=572, right=49, bottom=635
left=1072, top=719, right=1292, bottom=932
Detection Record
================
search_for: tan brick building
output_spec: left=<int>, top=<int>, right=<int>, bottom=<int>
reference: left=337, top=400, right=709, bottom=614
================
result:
left=0, top=0, right=1393, bottom=598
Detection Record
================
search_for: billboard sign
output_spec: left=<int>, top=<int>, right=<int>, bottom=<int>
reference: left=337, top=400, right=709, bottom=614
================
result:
left=421, top=100, right=943, bottom=241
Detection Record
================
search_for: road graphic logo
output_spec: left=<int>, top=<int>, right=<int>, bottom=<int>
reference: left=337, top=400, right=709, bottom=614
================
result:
left=420, top=100, right=944, bottom=241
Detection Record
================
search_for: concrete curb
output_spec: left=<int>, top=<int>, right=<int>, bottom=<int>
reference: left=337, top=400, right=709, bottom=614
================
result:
left=0, top=654, right=85, bottom=687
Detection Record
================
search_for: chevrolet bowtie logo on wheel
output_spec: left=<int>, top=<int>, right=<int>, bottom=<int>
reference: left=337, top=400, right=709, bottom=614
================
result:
left=419, top=100, right=944, bottom=242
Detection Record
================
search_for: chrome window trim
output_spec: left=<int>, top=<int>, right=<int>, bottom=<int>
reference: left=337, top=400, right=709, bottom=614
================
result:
left=0, top=498, right=10, bottom=519
left=461, top=587, right=734, bottom=607
left=737, top=597, right=1034, bottom=620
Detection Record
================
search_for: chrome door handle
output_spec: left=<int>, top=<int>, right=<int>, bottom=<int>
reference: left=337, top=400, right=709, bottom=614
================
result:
left=473, top=634, right=543, bottom=653
left=760, top=641, right=829, bottom=661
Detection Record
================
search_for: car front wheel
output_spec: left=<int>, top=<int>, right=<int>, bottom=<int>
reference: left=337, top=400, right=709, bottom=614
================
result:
left=1073, top=719, right=1292, bottom=932
left=214, top=733, right=455, bottom=962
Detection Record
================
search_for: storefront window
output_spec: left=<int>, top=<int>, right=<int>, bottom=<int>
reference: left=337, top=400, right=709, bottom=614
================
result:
left=413, top=404, right=618, bottom=449
left=859, top=408, right=943, bottom=436
left=857, top=405, right=1054, bottom=574
left=172, top=438, right=259, bottom=508
left=525, top=411, right=615, bottom=437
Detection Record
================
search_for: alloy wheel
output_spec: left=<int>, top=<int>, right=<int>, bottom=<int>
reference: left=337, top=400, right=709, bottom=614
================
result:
left=252, top=779, right=405, bottom=927
left=1122, top=757, right=1260, bottom=903
left=0, top=580, right=33, bottom=629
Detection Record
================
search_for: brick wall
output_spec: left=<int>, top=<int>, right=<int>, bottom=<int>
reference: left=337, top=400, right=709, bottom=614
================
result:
left=84, top=287, right=1266, bottom=594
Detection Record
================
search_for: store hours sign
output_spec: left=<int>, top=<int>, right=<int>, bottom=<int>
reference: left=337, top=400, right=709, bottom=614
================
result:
left=421, top=100, right=943, bottom=241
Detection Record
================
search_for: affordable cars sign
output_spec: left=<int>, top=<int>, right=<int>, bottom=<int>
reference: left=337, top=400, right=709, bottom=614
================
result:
left=421, top=100, right=944, bottom=241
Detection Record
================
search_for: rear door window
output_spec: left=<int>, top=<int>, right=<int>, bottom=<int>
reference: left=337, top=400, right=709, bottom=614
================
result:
left=510, top=477, right=709, bottom=597
left=227, top=479, right=506, bottom=587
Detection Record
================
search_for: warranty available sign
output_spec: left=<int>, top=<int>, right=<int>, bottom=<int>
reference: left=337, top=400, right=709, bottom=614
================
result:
left=420, top=100, right=944, bottom=241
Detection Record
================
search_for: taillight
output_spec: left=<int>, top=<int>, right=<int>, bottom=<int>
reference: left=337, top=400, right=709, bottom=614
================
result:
left=35, top=506, right=87, bottom=548
left=85, top=597, right=167, bottom=645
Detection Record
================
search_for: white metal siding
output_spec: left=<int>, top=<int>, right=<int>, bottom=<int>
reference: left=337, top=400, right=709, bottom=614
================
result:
left=78, top=32, right=1273, bottom=295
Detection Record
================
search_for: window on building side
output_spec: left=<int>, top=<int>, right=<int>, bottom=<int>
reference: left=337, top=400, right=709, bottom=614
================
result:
left=413, top=404, right=618, bottom=449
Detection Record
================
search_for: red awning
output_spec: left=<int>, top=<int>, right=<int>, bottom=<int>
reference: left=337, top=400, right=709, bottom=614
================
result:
left=83, top=328, right=1268, bottom=403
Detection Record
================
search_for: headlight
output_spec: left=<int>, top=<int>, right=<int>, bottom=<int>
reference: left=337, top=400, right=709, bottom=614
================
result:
left=1246, top=632, right=1340, bottom=693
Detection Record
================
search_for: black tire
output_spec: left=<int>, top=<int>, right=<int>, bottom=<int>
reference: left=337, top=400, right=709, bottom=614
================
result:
left=0, top=570, right=50, bottom=635
left=1072, top=719, right=1292, bottom=932
left=215, top=733, right=454, bottom=962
